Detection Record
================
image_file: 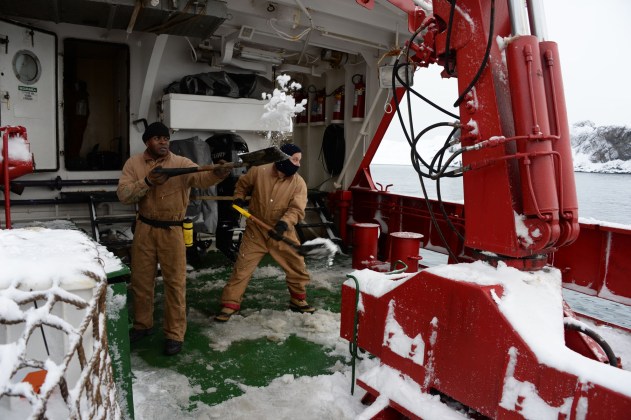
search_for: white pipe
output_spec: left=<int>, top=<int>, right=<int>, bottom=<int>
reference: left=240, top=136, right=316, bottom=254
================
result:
left=508, top=0, right=530, bottom=36
left=138, top=34, right=168, bottom=121
left=527, top=0, right=549, bottom=41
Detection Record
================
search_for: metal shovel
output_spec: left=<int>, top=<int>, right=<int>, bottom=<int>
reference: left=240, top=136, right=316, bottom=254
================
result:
left=232, top=204, right=332, bottom=259
left=151, top=146, right=289, bottom=177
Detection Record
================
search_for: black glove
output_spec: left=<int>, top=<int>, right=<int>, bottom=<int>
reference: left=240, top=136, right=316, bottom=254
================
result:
left=268, top=220, right=288, bottom=241
left=232, top=198, right=247, bottom=209
left=146, top=166, right=169, bottom=186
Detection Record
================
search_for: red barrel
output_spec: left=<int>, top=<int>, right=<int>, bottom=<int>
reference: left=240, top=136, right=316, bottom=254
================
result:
left=352, top=223, right=380, bottom=269
left=389, top=232, right=423, bottom=273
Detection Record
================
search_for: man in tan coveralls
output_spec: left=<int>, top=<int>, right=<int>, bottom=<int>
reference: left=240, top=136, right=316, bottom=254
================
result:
left=215, top=143, right=314, bottom=322
left=118, top=122, right=229, bottom=355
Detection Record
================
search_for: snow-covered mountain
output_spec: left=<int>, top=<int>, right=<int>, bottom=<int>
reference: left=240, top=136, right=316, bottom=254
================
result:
left=571, top=121, right=631, bottom=173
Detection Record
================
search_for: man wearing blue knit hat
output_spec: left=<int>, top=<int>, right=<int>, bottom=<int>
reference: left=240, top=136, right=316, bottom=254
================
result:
left=118, top=121, right=230, bottom=354
left=215, top=142, right=314, bottom=321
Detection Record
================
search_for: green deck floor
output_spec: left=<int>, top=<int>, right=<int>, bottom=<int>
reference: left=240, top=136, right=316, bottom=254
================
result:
left=126, top=249, right=354, bottom=413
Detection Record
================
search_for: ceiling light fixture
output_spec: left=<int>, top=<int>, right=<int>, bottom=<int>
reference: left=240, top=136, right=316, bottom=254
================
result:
left=320, top=31, right=388, bottom=50
left=239, top=46, right=283, bottom=65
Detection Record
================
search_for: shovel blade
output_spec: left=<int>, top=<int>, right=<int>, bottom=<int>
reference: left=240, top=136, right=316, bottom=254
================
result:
left=296, top=238, right=341, bottom=259
left=297, top=244, right=332, bottom=258
left=238, top=146, right=290, bottom=167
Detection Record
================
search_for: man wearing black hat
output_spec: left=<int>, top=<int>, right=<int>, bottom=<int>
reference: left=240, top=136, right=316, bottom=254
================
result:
left=117, top=121, right=230, bottom=355
left=215, top=142, right=314, bottom=322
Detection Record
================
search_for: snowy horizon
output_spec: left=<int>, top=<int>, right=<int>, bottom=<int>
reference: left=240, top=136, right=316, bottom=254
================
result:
left=373, top=122, right=631, bottom=175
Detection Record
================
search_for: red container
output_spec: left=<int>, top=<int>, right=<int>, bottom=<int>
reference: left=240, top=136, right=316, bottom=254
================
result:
left=389, top=231, right=423, bottom=273
left=352, top=223, right=380, bottom=269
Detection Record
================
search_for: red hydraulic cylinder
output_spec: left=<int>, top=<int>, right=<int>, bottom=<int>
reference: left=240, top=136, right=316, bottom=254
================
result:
left=389, top=232, right=423, bottom=273
left=506, top=35, right=560, bottom=252
left=352, top=223, right=380, bottom=269
left=540, top=41, right=580, bottom=247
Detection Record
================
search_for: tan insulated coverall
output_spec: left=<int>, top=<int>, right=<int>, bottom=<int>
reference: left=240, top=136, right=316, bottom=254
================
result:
left=117, top=151, right=223, bottom=341
left=221, top=163, right=310, bottom=309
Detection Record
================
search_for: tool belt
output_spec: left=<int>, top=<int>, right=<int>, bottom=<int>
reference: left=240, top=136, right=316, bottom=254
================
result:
left=138, top=214, right=183, bottom=229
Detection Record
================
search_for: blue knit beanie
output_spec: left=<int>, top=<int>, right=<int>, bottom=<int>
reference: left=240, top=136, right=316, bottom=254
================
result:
left=142, top=122, right=170, bottom=143
left=276, top=143, right=302, bottom=176
left=280, top=143, right=301, bottom=157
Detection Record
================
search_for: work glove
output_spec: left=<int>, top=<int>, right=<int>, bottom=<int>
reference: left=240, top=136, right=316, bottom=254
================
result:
left=268, top=220, right=288, bottom=241
left=232, top=198, right=247, bottom=209
left=213, top=159, right=232, bottom=179
left=146, top=166, right=169, bottom=187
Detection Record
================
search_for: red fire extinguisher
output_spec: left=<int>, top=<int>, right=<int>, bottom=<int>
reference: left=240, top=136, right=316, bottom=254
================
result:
left=310, top=88, right=326, bottom=125
left=294, top=89, right=308, bottom=125
left=331, top=85, right=345, bottom=123
left=352, top=74, right=365, bottom=122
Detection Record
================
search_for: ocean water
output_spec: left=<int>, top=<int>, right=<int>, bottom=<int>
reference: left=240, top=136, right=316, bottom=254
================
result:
left=369, top=164, right=631, bottom=328
left=369, top=164, right=631, bottom=225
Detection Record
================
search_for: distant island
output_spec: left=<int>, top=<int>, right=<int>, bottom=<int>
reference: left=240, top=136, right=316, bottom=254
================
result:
left=571, top=121, right=631, bottom=174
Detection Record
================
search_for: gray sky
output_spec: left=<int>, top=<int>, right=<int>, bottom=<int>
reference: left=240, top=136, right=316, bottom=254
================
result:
left=545, top=0, right=631, bottom=127
left=373, top=0, right=631, bottom=164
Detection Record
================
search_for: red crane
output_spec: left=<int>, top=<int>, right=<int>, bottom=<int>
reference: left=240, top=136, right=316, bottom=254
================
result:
left=340, top=0, right=631, bottom=417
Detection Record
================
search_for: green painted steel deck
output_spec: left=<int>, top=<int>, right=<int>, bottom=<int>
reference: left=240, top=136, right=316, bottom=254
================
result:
left=127, top=249, right=353, bottom=413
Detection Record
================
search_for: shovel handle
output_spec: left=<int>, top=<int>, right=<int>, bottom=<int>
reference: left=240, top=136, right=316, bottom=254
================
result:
left=152, top=161, right=245, bottom=177
left=232, top=204, right=302, bottom=251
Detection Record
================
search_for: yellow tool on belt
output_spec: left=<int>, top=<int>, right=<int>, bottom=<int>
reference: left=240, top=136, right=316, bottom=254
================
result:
left=232, top=204, right=329, bottom=258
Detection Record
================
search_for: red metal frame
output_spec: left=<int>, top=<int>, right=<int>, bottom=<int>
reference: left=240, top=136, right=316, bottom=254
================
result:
left=341, top=189, right=631, bottom=303
left=341, top=270, right=631, bottom=418
left=1, top=125, right=33, bottom=229
left=552, top=222, right=631, bottom=304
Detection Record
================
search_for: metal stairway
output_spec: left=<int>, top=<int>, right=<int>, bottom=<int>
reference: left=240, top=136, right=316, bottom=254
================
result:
left=87, top=191, right=136, bottom=250
left=295, top=191, right=340, bottom=245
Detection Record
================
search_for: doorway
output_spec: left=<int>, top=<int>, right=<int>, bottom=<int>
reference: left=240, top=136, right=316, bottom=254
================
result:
left=63, top=39, right=129, bottom=171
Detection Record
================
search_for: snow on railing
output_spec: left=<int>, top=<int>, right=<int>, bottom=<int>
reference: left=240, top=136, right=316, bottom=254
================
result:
left=0, top=228, right=121, bottom=419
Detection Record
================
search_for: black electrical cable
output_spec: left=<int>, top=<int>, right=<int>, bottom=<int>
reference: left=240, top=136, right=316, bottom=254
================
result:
left=32, top=299, right=51, bottom=357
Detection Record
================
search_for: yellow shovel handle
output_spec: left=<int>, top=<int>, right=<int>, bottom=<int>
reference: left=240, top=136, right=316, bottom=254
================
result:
left=232, top=204, right=251, bottom=218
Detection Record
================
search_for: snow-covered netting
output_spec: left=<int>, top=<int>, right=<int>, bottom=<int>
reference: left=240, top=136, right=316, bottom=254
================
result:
left=0, top=228, right=121, bottom=419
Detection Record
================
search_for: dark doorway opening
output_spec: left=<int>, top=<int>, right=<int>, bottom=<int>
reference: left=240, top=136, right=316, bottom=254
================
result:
left=63, top=39, right=129, bottom=171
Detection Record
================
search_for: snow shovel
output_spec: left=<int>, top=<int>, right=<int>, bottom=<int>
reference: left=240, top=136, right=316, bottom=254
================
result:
left=232, top=204, right=332, bottom=259
left=151, top=146, right=290, bottom=177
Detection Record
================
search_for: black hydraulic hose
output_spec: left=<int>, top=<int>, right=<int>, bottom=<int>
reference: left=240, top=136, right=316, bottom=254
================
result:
left=408, top=130, right=461, bottom=263
left=564, top=321, right=618, bottom=367
left=453, top=0, right=495, bottom=107
left=444, top=0, right=458, bottom=76
left=409, top=122, right=456, bottom=177
left=432, top=129, right=466, bottom=243
left=394, top=62, right=459, bottom=119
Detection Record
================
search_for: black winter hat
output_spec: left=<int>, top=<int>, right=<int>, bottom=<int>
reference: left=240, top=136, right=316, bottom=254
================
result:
left=142, top=122, right=170, bottom=143
left=280, top=143, right=301, bottom=157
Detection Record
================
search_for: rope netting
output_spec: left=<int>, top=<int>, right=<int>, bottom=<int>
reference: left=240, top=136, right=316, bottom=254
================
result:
left=0, top=229, right=121, bottom=419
